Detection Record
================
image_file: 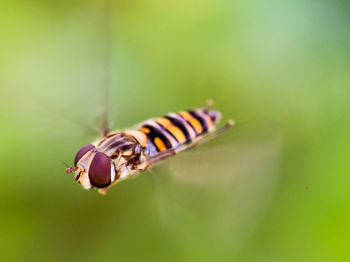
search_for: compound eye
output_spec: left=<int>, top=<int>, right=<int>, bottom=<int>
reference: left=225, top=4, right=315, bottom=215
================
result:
left=88, top=152, right=111, bottom=188
left=74, top=144, right=95, bottom=166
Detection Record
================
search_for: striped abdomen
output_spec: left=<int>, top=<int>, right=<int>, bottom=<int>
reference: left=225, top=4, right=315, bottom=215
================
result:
left=138, top=108, right=221, bottom=156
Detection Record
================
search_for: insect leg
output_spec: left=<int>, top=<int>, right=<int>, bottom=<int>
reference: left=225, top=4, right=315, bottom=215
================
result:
left=145, top=149, right=178, bottom=166
left=202, top=99, right=214, bottom=110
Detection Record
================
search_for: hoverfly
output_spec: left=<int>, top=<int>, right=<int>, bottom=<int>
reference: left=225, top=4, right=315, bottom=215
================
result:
left=62, top=1, right=280, bottom=201
left=66, top=101, right=234, bottom=194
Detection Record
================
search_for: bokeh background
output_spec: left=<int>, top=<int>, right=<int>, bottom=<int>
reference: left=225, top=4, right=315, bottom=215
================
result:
left=1, top=0, right=349, bottom=261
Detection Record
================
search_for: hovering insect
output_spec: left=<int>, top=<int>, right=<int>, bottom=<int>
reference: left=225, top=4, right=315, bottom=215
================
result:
left=66, top=101, right=234, bottom=194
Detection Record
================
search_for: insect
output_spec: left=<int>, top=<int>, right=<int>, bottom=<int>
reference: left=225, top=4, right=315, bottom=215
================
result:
left=66, top=101, right=234, bottom=194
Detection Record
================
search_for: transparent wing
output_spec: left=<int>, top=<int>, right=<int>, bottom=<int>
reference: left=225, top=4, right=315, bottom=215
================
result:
left=148, top=121, right=283, bottom=255
left=96, top=0, right=113, bottom=135
left=15, top=0, right=113, bottom=131
left=3, top=0, right=115, bottom=168
left=167, top=120, right=282, bottom=186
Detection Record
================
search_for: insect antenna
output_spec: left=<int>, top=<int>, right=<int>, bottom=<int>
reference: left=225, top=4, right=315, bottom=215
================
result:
left=61, top=161, right=77, bottom=174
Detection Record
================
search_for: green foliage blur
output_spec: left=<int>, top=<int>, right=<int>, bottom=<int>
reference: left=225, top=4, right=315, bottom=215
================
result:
left=1, top=0, right=349, bottom=261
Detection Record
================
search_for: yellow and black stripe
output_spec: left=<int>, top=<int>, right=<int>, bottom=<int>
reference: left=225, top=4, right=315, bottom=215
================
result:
left=138, top=108, right=221, bottom=155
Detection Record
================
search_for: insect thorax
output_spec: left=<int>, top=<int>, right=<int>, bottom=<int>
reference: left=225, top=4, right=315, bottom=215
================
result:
left=95, top=132, right=142, bottom=162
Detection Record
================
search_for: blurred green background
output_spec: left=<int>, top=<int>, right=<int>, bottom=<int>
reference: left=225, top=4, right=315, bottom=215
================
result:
left=1, top=0, right=349, bottom=261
